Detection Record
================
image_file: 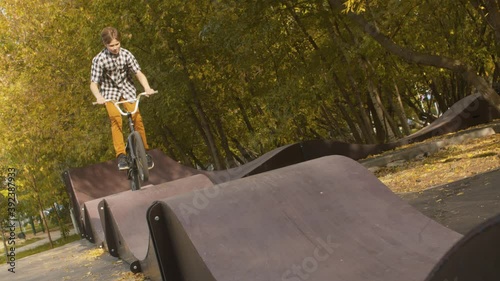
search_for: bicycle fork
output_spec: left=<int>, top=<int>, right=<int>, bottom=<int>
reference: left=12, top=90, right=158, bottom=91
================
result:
left=125, top=112, right=137, bottom=177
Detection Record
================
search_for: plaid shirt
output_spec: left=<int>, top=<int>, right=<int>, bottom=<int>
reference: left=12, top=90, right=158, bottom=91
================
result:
left=90, top=48, right=141, bottom=101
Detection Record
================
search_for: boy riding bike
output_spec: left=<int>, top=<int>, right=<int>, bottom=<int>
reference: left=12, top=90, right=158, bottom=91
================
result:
left=90, top=26, right=155, bottom=170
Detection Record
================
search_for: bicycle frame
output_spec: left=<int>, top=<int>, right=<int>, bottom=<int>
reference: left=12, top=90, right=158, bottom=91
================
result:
left=112, top=99, right=142, bottom=160
left=97, top=92, right=154, bottom=157
left=93, top=91, right=157, bottom=190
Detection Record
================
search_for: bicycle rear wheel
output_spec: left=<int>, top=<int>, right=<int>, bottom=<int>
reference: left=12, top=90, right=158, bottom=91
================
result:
left=131, top=131, right=149, bottom=183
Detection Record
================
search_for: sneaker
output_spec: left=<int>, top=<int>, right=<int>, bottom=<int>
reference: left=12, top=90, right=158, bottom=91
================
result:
left=146, top=153, right=154, bottom=169
left=117, top=154, right=129, bottom=170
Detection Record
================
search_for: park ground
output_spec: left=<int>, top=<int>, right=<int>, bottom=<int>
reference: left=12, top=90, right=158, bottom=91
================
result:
left=373, top=124, right=499, bottom=193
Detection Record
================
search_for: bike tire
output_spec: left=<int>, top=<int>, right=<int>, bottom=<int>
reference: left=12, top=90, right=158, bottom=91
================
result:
left=129, top=166, right=141, bottom=191
left=132, top=131, right=149, bottom=183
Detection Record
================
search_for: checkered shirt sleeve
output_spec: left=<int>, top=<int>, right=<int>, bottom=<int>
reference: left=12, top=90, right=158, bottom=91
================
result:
left=90, top=48, right=141, bottom=101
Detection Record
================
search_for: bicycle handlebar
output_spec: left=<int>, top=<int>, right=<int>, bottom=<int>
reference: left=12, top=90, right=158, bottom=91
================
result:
left=92, top=91, right=158, bottom=116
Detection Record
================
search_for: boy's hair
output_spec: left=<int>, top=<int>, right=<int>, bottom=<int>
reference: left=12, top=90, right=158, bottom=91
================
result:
left=101, top=27, right=120, bottom=45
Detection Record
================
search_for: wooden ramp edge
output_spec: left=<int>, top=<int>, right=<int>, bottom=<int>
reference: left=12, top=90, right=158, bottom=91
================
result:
left=93, top=175, right=214, bottom=273
left=425, top=213, right=500, bottom=281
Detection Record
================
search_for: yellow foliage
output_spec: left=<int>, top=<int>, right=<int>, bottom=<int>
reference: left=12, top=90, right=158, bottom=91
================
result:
left=342, top=0, right=367, bottom=13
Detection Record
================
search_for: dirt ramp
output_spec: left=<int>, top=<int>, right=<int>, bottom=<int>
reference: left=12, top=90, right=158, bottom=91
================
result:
left=147, top=155, right=461, bottom=281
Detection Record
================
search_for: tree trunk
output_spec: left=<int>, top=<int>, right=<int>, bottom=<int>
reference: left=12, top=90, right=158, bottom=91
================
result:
left=39, top=209, right=53, bottom=248
left=235, top=96, right=254, bottom=133
left=330, top=50, right=376, bottom=142
left=321, top=102, right=350, bottom=140
left=166, top=28, right=223, bottom=170
left=337, top=102, right=363, bottom=142
left=231, top=138, right=257, bottom=162
left=186, top=104, right=223, bottom=170
left=161, top=124, right=193, bottom=167
left=365, top=62, right=402, bottom=140
left=192, top=102, right=223, bottom=170
left=29, top=216, right=36, bottom=235
left=214, top=115, right=235, bottom=168
left=30, top=174, right=53, bottom=248
left=362, top=59, right=399, bottom=142
left=53, top=203, right=68, bottom=239
left=392, top=79, right=411, bottom=135
left=324, top=9, right=377, bottom=143
left=366, top=95, right=385, bottom=143
left=282, top=0, right=320, bottom=51
left=428, top=78, right=446, bottom=114
left=350, top=78, right=377, bottom=143
left=319, top=104, right=337, bottom=136
left=330, top=72, right=363, bottom=142
left=1, top=223, right=8, bottom=260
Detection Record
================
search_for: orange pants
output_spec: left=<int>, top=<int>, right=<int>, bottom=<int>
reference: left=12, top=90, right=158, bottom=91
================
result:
left=105, top=101, right=149, bottom=158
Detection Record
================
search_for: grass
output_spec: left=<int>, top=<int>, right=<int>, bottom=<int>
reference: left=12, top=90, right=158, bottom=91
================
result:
left=375, top=133, right=499, bottom=193
left=0, top=234, right=80, bottom=264
left=0, top=236, right=44, bottom=254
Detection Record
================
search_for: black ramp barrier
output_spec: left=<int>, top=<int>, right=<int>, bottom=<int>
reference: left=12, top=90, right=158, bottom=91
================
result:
left=425, top=213, right=500, bottom=281
left=400, top=93, right=499, bottom=144
left=206, top=143, right=305, bottom=183
left=147, top=155, right=462, bottom=281
left=97, top=175, right=214, bottom=273
left=299, top=140, right=397, bottom=161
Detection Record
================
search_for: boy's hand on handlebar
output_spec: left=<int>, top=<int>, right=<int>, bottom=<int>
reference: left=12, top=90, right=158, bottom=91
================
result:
left=144, top=88, right=156, bottom=97
left=93, top=96, right=107, bottom=105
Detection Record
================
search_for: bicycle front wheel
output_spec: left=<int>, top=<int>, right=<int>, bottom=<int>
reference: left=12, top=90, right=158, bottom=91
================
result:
left=129, top=166, right=141, bottom=191
left=131, top=131, right=149, bottom=183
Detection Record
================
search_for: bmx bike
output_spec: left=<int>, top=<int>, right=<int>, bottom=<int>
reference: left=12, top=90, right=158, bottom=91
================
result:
left=93, top=91, right=157, bottom=191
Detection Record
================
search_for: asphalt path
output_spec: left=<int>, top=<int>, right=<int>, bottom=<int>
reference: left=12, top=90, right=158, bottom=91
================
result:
left=401, top=167, right=500, bottom=234
left=0, top=238, right=132, bottom=281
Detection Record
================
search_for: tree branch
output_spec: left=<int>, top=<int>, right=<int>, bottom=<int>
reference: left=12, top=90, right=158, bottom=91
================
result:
left=328, top=0, right=500, bottom=111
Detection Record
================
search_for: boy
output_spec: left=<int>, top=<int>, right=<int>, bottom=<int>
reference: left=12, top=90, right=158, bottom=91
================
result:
left=90, top=27, right=155, bottom=170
